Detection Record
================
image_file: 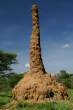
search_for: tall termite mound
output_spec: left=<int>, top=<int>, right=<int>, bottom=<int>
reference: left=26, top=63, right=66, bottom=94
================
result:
left=12, top=4, right=68, bottom=102
left=30, top=5, right=46, bottom=74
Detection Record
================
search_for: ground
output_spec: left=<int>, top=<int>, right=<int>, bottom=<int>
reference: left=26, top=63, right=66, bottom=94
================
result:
left=0, top=89, right=73, bottom=110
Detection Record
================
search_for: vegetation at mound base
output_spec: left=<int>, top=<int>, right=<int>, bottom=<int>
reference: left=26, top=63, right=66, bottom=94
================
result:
left=0, top=89, right=73, bottom=110
left=16, top=100, right=72, bottom=110
left=0, top=74, right=73, bottom=110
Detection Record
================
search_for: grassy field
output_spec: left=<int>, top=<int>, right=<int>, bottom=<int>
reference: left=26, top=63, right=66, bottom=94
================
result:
left=0, top=89, right=73, bottom=110
left=0, top=91, right=12, bottom=108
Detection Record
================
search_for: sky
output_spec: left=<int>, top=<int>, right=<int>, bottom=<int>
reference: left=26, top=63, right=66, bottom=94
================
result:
left=0, top=0, right=73, bottom=73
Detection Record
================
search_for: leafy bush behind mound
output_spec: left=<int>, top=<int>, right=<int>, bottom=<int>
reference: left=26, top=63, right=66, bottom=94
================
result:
left=57, top=70, right=73, bottom=89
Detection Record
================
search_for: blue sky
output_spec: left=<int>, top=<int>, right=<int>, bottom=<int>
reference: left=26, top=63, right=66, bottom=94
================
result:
left=0, top=0, right=73, bottom=73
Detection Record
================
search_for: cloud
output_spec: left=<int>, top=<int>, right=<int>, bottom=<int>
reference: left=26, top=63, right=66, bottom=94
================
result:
left=25, top=63, right=30, bottom=68
left=61, top=44, right=70, bottom=48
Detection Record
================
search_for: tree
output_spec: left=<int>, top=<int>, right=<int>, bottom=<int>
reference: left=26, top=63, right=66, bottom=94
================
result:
left=58, top=70, right=69, bottom=79
left=0, top=50, right=17, bottom=75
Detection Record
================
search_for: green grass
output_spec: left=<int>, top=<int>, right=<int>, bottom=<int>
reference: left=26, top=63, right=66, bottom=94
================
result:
left=68, top=89, right=73, bottom=102
left=0, top=91, right=12, bottom=108
left=0, top=89, right=73, bottom=110
left=15, top=101, right=71, bottom=110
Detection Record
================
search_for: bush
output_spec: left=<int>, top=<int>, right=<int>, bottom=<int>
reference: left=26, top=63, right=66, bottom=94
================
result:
left=0, top=73, right=24, bottom=91
left=57, top=70, right=73, bottom=89
left=7, top=73, right=24, bottom=88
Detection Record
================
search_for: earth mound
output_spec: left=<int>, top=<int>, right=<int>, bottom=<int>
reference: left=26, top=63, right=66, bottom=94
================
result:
left=12, top=72, right=68, bottom=102
left=12, top=4, right=68, bottom=102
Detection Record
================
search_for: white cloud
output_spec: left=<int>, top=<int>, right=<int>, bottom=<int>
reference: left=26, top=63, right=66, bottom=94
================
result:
left=61, top=44, right=70, bottom=49
left=25, top=63, right=30, bottom=68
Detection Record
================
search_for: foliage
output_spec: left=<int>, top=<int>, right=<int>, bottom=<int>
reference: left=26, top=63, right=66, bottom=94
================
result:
left=57, top=70, right=73, bottom=89
left=0, top=91, right=11, bottom=108
left=16, top=102, right=56, bottom=110
left=57, top=70, right=70, bottom=79
left=0, top=50, right=17, bottom=75
left=0, top=73, right=24, bottom=91
left=7, top=73, right=24, bottom=88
